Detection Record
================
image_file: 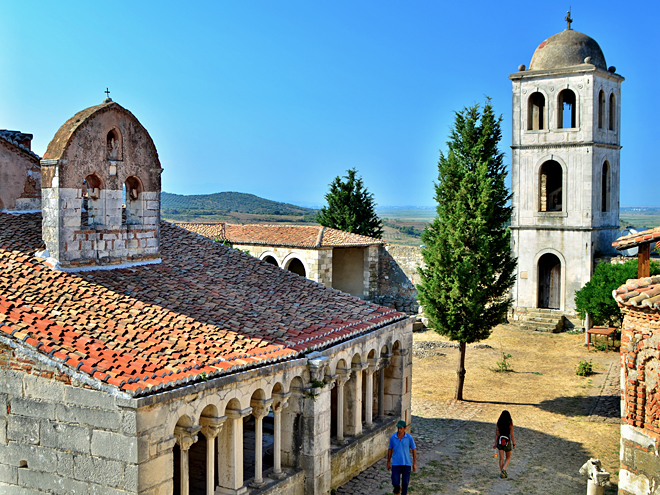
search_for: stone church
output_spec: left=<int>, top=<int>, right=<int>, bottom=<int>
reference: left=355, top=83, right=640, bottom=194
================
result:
left=509, top=15, right=623, bottom=329
left=0, top=100, right=413, bottom=495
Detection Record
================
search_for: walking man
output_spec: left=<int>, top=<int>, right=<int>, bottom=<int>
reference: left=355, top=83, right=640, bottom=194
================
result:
left=387, top=420, right=417, bottom=495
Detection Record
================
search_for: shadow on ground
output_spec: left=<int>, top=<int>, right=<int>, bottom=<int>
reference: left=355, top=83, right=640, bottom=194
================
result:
left=337, top=415, right=618, bottom=495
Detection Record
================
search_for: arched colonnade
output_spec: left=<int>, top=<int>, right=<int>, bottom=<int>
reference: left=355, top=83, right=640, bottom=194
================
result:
left=169, top=340, right=405, bottom=495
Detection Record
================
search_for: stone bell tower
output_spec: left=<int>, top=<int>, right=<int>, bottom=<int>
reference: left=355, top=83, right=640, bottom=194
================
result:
left=40, top=98, right=163, bottom=269
left=509, top=14, right=624, bottom=327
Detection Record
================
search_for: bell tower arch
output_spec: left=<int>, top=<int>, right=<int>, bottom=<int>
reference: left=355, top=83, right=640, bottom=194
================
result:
left=509, top=17, right=624, bottom=323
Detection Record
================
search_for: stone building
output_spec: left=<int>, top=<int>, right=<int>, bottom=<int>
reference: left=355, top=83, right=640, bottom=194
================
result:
left=0, top=100, right=413, bottom=495
left=509, top=16, right=623, bottom=329
left=177, top=223, right=382, bottom=300
left=612, top=228, right=660, bottom=495
left=178, top=223, right=422, bottom=314
left=0, top=130, right=41, bottom=212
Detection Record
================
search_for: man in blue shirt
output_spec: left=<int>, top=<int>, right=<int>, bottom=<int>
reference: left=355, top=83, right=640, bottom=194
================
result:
left=387, top=420, right=417, bottom=495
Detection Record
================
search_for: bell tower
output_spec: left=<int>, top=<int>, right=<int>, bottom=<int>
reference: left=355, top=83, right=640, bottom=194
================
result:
left=509, top=16, right=624, bottom=325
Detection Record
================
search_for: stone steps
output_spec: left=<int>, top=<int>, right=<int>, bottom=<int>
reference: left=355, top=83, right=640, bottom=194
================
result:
left=519, top=309, right=564, bottom=333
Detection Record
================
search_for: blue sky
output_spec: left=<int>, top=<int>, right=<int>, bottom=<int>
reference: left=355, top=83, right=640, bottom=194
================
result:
left=1, top=1, right=658, bottom=207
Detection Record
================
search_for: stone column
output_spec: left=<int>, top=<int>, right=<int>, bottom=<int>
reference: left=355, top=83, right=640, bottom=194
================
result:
left=271, top=392, right=291, bottom=480
left=378, top=354, right=391, bottom=420
left=174, top=425, right=202, bottom=495
left=364, top=358, right=379, bottom=428
left=346, top=361, right=369, bottom=436
left=200, top=416, right=226, bottom=495
left=249, top=398, right=273, bottom=489
left=217, top=406, right=252, bottom=495
left=300, top=380, right=332, bottom=494
left=335, top=368, right=352, bottom=445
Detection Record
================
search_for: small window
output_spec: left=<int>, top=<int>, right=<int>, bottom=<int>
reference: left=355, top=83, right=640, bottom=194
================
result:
left=601, top=161, right=610, bottom=212
left=527, top=92, right=546, bottom=130
left=557, top=89, right=576, bottom=129
left=539, top=160, right=562, bottom=212
left=82, top=174, right=103, bottom=227
left=609, top=93, right=616, bottom=131
left=124, top=176, right=143, bottom=225
left=598, top=90, right=605, bottom=129
left=106, top=129, right=122, bottom=160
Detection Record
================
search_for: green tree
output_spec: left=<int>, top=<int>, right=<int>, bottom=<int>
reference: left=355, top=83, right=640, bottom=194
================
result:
left=575, top=259, right=660, bottom=327
left=316, top=168, right=384, bottom=239
left=417, top=100, right=516, bottom=401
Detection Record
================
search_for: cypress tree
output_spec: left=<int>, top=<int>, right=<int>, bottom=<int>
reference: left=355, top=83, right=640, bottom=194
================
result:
left=417, top=99, right=516, bottom=400
left=317, top=168, right=384, bottom=239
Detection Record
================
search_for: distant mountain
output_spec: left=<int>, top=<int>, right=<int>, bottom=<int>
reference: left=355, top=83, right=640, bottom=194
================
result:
left=161, top=191, right=317, bottom=216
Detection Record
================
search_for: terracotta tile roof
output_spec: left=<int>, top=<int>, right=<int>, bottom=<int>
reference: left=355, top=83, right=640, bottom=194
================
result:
left=612, top=227, right=660, bottom=251
left=0, top=213, right=404, bottom=397
left=0, top=130, right=41, bottom=162
left=612, top=275, right=660, bottom=310
left=177, top=222, right=384, bottom=248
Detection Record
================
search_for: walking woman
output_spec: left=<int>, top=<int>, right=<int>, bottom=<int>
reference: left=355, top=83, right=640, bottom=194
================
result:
left=493, top=410, right=515, bottom=478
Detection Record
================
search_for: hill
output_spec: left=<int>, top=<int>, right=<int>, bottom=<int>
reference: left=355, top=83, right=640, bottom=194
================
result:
left=161, top=191, right=318, bottom=224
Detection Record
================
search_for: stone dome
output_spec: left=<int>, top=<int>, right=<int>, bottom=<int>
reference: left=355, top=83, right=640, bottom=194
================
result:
left=529, top=29, right=607, bottom=71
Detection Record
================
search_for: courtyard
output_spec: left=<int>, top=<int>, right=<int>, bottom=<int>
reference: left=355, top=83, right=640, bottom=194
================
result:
left=337, top=323, right=620, bottom=494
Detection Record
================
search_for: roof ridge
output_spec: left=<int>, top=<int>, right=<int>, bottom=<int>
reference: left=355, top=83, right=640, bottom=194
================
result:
left=316, top=226, right=325, bottom=248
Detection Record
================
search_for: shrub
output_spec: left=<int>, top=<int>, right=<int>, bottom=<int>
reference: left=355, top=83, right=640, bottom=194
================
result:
left=575, top=360, right=593, bottom=376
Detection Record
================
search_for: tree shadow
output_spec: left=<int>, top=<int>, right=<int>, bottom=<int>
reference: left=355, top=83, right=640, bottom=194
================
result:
left=405, top=416, right=619, bottom=495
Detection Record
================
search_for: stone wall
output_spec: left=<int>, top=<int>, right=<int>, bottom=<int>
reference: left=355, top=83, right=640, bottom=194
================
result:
left=0, top=138, right=41, bottom=212
left=0, top=342, right=139, bottom=494
left=374, top=245, right=423, bottom=314
left=330, top=417, right=397, bottom=489
left=618, top=307, right=660, bottom=495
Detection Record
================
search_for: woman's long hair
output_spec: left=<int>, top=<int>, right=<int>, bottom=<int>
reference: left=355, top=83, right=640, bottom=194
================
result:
left=497, top=410, right=513, bottom=435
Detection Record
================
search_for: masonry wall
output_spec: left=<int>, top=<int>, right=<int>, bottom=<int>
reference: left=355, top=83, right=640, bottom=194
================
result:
left=0, top=139, right=41, bottom=212
left=0, top=342, right=138, bottom=494
left=374, top=245, right=422, bottom=314
left=618, top=307, right=660, bottom=495
left=234, top=245, right=333, bottom=287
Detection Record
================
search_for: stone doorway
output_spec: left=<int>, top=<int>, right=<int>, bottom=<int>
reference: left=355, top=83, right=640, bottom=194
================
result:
left=538, top=253, right=561, bottom=309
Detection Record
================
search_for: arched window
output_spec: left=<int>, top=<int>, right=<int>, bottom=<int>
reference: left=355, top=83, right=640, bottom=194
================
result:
left=557, top=89, right=576, bottom=129
left=609, top=93, right=616, bottom=131
left=601, top=161, right=610, bottom=212
left=598, top=90, right=605, bottom=129
left=286, top=258, right=306, bottom=277
left=527, top=92, right=546, bottom=130
left=262, top=255, right=278, bottom=266
left=106, top=128, right=122, bottom=160
left=539, top=161, right=562, bottom=212
left=82, top=174, right=103, bottom=227
left=124, top=176, right=143, bottom=225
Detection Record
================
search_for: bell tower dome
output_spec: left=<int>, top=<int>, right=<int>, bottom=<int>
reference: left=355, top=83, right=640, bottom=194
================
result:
left=509, top=15, right=623, bottom=323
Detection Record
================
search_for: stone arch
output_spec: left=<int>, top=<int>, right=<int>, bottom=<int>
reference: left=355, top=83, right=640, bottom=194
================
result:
left=260, top=253, right=279, bottom=267
left=106, top=127, right=122, bottom=161
left=609, top=93, right=616, bottom=131
left=123, top=175, right=144, bottom=226
left=82, top=173, right=104, bottom=227
left=527, top=91, right=547, bottom=130
left=598, top=90, right=606, bottom=129
left=217, top=397, right=247, bottom=493
left=601, top=160, right=611, bottom=213
left=283, top=255, right=307, bottom=277
left=172, top=414, right=200, bottom=495
left=534, top=249, right=566, bottom=311
left=557, top=88, right=577, bottom=129
left=537, top=159, right=564, bottom=212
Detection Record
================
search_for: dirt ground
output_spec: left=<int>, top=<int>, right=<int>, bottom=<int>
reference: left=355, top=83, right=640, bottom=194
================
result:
left=337, top=322, right=621, bottom=495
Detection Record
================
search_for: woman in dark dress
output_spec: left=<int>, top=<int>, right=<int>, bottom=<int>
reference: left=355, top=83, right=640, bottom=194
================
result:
left=493, top=410, right=515, bottom=478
